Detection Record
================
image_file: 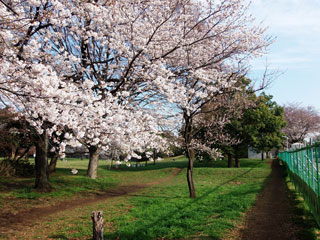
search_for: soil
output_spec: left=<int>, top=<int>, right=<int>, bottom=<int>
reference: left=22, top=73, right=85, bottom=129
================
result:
left=0, top=168, right=182, bottom=236
left=227, top=159, right=304, bottom=240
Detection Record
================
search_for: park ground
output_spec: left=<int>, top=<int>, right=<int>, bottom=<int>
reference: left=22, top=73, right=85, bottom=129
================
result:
left=0, top=157, right=319, bottom=239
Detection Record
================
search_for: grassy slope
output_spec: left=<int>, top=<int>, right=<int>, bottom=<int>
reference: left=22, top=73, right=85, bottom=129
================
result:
left=1, top=157, right=271, bottom=239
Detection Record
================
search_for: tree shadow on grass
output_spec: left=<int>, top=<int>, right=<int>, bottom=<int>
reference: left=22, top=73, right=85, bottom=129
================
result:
left=103, top=168, right=262, bottom=240
left=100, top=158, right=188, bottom=172
left=100, top=157, right=265, bottom=173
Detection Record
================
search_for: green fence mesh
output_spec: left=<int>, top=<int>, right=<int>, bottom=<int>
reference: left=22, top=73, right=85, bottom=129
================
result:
left=279, top=144, right=320, bottom=226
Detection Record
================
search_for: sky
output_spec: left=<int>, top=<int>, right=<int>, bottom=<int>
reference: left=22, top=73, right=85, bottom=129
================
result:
left=247, top=0, right=320, bottom=111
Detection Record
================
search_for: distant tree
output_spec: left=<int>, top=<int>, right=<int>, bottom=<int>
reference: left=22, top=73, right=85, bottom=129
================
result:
left=209, top=93, right=286, bottom=165
left=243, top=94, right=286, bottom=160
left=283, top=103, right=320, bottom=145
left=194, top=77, right=255, bottom=168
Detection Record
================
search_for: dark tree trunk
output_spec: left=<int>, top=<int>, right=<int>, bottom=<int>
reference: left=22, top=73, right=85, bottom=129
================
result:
left=153, top=148, right=156, bottom=165
left=87, top=146, right=101, bottom=179
left=25, top=146, right=35, bottom=161
left=266, top=151, right=270, bottom=159
left=235, top=154, right=240, bottom=168
left=227, top=153, right=233, bottom=168
left=184, top=112, right=196, bottom=199
left=13, top=146, right=21, bottom=161
left=186, top=147, right=196, bottom=198
left=9, top=144, right=16, bottom=160
left=35, top=131, right=50, bottom=191
left=234, top=146, right=240, bottom=168
left=261, top=152, right=264, bottom=161
left=92, top=211, right=104, bottom=240
left=109, top=159, right=113, bottom=169
left=17, top=146, right=31, bottom=161
left=275, top=149, right=279, bottom=159
left=48, top=153, right=59, bottom=174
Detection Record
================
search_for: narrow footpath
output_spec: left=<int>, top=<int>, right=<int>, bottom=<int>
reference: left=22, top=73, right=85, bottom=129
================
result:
left=233, top=159, right=308, bottom=240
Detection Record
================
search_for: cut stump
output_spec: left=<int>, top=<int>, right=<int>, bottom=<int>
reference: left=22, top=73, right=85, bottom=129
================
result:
left=92, top=211, right=104, bottom=240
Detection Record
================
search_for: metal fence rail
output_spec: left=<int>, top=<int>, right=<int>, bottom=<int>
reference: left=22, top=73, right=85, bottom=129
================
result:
left=279, top=144, right=320, bottom=226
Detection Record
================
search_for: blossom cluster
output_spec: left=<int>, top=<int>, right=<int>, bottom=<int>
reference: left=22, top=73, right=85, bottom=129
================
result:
left=0, top=0, right=269, bottom=158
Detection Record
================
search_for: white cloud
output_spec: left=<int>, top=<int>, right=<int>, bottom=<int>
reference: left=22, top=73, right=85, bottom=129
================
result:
left=249, top=0, right=320, bottom=34
left=246, top=0, right=320, bottom=111
left=247, top=0, right=320, bottom=71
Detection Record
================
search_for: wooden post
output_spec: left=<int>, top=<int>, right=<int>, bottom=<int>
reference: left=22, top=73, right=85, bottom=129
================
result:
left=92, top=211, right=104, bottom=240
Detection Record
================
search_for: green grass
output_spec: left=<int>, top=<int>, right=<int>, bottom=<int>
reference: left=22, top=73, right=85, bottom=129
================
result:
left=1, top=157, right=272, bottom=239
left=284, top=168, right=320, bottom=240
left=0, top=157, right=181, bottom=200
left=104, top=162, right=270, bottom=239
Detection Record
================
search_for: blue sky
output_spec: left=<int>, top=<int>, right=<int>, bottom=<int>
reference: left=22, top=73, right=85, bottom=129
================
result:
left=247, top=0, right=320, bottom=111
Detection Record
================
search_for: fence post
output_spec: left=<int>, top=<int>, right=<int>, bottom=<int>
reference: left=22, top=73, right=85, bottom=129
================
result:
left=310, top=147, right=314, bottom=190
left=295, top=151, right=298, bottom=175
left=316, top=147, right=320, bottom=197
left=307, top=149, right=310, bottom=187
left=298, top=151, right=301, bottom=179
left=302, top=150, right=306, bottom=182
left=301, top=150, right=308, bottom=183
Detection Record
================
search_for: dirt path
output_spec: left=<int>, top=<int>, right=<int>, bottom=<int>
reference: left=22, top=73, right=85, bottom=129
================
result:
left=0, top=168, right=182, bottom=235
left=230, top=159, right=301, bottom=240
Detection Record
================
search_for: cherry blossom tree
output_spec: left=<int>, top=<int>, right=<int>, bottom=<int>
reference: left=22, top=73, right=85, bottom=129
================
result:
left=0, top=1, right=72, bottom=190
left=193, top=78, right=255, bottom=168
left=283, top=103, right=320, bottom=145
left=146, top=0, right=271, bottom=198
left=0, top=0, right=169, bottom=185
left=1, top=0, right=271, bottom=195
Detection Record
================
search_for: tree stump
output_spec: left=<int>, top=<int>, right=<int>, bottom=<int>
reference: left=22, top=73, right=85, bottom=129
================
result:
left=92, top=211, right=104, bottom=240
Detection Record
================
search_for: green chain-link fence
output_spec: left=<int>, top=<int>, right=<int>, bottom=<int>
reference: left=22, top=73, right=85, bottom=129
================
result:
left=279, top=144, right=320, bottom=226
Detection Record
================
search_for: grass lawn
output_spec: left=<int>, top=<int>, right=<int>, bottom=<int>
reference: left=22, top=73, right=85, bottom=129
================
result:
left=1, top=157, right=271, bottom=239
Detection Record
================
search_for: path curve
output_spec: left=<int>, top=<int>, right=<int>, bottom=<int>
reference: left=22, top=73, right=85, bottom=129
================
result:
left=0, top=168, right=183, bottom=234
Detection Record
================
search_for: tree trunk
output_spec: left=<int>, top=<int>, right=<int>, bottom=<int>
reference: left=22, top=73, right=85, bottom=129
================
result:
left=13, top=146, right=21, bottom=161
left=87, top=146, right=101, bottom=179
left=35, top=131, right=50, bottom=191
left=48, top=153, right=59, bottom=174
left=235, top=154, right=240, bottom=168
left=266, top=151, right=270, bottom=159
left=92, top=211, right=104, bottom=240
left=261, top=152, right=264, bottom=161
left=25, top=146, right=35, bottom=161
left=227, top=153, right=233, bottom=168
left=109, top=159, right=113, bottom=169
left=186, top=147, right=196, bottom=199
left=9, top=144, right=16, bottom=160
left=184, top=112, right=196, bottom=199
left=17, top=147, right=31, bottom=161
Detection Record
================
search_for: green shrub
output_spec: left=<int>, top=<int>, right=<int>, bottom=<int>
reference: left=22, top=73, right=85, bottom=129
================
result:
left=0, top=159, right=34, bottom=177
